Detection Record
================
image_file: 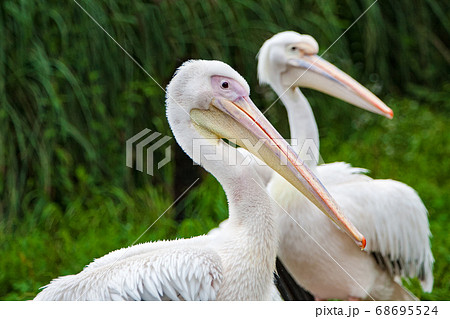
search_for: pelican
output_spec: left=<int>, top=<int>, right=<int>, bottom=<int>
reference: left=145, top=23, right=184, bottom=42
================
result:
left=256, top=31, right=434, bottom=300
left=34, top=60, right=365, bottom=301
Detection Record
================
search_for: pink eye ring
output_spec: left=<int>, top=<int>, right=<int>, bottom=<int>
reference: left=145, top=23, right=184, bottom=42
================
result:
left=211, top=75, right=248, bottom=98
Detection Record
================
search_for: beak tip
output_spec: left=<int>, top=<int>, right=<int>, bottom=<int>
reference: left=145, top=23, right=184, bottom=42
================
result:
left=387, top=109, right=394, bottom=119
left=360, top=237, right=367, bottom=250
left=378, top=103, right=393, bottom=119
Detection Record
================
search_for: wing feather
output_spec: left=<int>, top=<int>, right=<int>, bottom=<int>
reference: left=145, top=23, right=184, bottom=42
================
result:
left=327, top=177, right=434, bottom=292
left=317, top=162, right=371, bottom=185
left=34, top=245, right=223, bottom=300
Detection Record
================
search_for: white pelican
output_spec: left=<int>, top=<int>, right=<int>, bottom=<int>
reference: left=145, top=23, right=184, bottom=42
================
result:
left=34, top=60, right=365, bottom=301
left=257, top=31, right=434, bottom=300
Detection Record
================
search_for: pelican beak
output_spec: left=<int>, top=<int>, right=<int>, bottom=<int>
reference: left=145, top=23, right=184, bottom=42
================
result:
left=283, top=54, right=393, bottom=119
left=191, top=96, right=366, bottom=249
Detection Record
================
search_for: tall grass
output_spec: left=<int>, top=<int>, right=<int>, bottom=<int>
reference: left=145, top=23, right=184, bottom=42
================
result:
left=0, top=0, right=449, bottom=300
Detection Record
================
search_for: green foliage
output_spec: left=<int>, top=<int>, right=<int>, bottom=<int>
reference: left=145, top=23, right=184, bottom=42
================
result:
left=0, top=0, right=449, bottom=300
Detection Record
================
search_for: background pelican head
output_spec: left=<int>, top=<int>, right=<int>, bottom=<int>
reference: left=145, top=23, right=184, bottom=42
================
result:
left=166, top=60, right=366, bottom=248
left=257, top=31, right=393, bottom=118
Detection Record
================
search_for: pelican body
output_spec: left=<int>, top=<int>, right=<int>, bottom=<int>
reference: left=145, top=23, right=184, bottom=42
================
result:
left=257, top=31, right=434, bottom=300
left=34, top=60, right=364, bottom=301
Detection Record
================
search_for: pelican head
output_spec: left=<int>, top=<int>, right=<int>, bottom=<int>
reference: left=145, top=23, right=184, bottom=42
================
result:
left=166, top=60, right=366, bottom=248
left=258, top=31, right=393, bottom=118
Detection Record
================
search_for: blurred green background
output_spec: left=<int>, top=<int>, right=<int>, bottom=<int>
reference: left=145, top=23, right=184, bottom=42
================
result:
left=1, top=0, right=449, bottom=300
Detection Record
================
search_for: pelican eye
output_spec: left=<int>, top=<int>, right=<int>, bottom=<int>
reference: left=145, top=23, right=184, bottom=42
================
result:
left=290, top=46, right=297, bottom=51
left=221, top=81, right=229, bottom=89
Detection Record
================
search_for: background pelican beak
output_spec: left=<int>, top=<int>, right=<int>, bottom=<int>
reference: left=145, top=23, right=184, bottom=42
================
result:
left=283, top=54, right=393, bottom=119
